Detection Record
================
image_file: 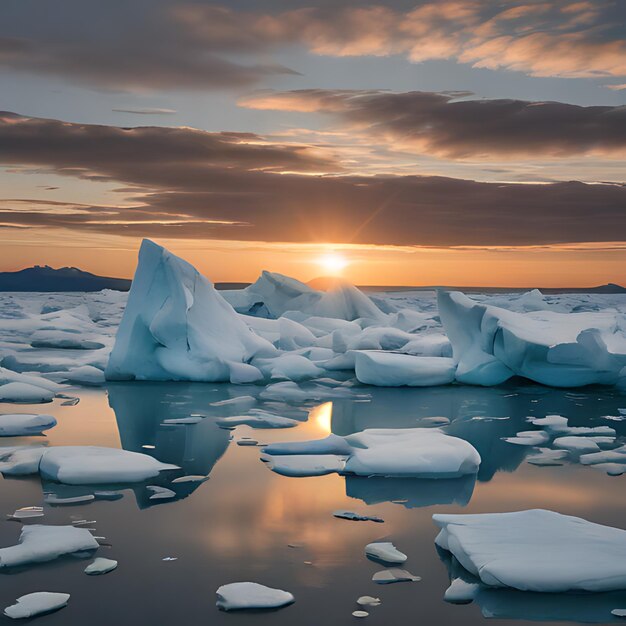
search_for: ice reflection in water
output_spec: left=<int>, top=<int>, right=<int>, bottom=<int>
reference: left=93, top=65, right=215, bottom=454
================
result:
left=0, top=380, right=623, bottom=624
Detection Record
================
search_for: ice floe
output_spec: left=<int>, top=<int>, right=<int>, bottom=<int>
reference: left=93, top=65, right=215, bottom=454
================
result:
left=4, top=592, right=70, bottom=619
left=216, top=582, right=294, bottom=611
left=262, top=428, right=480, bottom=479
left=0, top=524, right=99, bottom=568
left=333, top=510, right=384, bottom=523
left=372, top=568, right=421, bottom=584
left=365, top=542, right=407, bottom=564
left=84, top=557, right=118, bottom=575
left=0, top=413, right=56, bottom=436
left=216, top=411, right=300, bottom=429
left=434, top=509, right=626, bottom=592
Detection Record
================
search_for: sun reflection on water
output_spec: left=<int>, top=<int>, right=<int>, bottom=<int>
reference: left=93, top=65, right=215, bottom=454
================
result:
left=310, top=401, right=333, bottom=434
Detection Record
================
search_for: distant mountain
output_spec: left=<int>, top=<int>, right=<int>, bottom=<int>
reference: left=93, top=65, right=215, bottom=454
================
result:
left=357, top=283, right=626, bottom=294
left=0, top=266, right=131, bottom=292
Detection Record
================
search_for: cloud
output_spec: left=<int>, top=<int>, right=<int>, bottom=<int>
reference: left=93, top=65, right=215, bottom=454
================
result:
left=112, top=108, right=177, bottom=115
left=1, top=1, right=625, bottom=92
left=0, top=111, right=624, bottom=248
left=240, top=89, right=626, bottom=159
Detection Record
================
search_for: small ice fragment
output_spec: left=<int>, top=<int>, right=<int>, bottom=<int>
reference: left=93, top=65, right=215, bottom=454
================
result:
left=365, top=542, right=407, bottom=564
left=142, top=445, right=156, bottom=449
left=216, top=582, right=294, bottom=611
left=444, top=578, right=480, bottom=604
left=553, top=436, right=613, bottom=453
left=357, top=596, right=381, bottom=607
left=420, top=417, right=450, bottom=426
left=72, top=520, right=96, bottom=526
left=211, top=396, right=257, bottom=409
left=612, top=608, right=626, bottom=617
left=503, top=431, right=550, bottom=446
left=162, top=417, right=202, bottom=425
left=147, top=486, right=176, bottom=500
left=372, top=568, right=421, bottom=584
left=333, top=511, right=384, bottom=523
left=4, top=592, right=69, bottom=619
left=8, top=506, right=44, bottom=520
left=61, top=397, right=80, bottom=406
left=0, top=413, right=57, bottom=437
left=44, top=493, right=95, bottom=505
left=352, top=610, right=369, bottom=618
left=94, top=491, right=123, bottom=500
left=0, top=383, right=54, bottom=404
left=527, top=449, right=569, bottom=466
left=237, top=439, right=258, bottom=446
left=85, top=557, right=118, bottom=575
left=171, top=475, right=208, bottom=484
left=162, top=557, right=178, bottom=561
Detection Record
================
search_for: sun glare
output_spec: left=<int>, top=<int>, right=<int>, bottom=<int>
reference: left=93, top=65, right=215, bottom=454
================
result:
left=318, top=253, right=348, bottom=275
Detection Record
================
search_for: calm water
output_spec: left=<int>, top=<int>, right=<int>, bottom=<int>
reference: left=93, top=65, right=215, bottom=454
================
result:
left=1, top=380, right=625, bottom=625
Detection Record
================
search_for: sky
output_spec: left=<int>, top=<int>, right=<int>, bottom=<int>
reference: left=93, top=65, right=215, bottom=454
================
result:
left=1, top=0, right=625, bottom=287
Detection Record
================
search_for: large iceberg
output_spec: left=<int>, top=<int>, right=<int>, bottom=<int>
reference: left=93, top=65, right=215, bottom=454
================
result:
left=434, top=509, right=626, bottom=593
left=105, top=240, right=275, bottom=382
left=222, top=271, right=385, bottom=321
left=262, top=428, right=480, bottom=478
left=438, top=290, right=626, bottom=387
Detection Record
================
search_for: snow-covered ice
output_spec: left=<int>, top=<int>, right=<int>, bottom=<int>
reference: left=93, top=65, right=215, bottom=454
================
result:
left=372, top=568, right=421, bottom=584
left=4, top=592, right=70, bottom=619
left=434, top=509, right=626, bottom=592
left=84, top=557, right=118, bottom=575
left=0, top=413, right=56, bottom=436
left=0, top=525, right=99, bottom=568
left=216, top=582, right=294, bottom=611
left=365, top=542, right=407, bottom=564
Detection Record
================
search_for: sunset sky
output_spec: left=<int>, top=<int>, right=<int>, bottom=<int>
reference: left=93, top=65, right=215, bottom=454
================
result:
left=1, top=0, right=625, bottom=287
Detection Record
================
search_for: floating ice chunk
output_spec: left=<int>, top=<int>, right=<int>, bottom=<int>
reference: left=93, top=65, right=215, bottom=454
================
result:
left=0, top=525, right=98, bottom=568
left=162, top=417, right=203, bottom=425
left=527, top=415, right=569, bottom=432
left=357, top=596, right=381, bottom=607
left=216, top=412, right=299, bottom=429
left=237, top=439, right=258, bottom=446
left=0, top=446, right=47, bottom=475
left=439, top=290, right=626, bottom=387
left=365, top=542, right=407, bottom=564
left=434, top=509, right=626, bottom=592
left=352, top=610, right=369, bottom=618
left=591, top=463, right=626, bottom=476
left=147, top=486, right=176, bottom=500
left=504, top=430, right=550, bottom=446
left=8, top=507, right=44, bottom=521
left=580, top=445, right=626, bottom=466
left=253, top=354, right=324, bottom=382
left=84, top=557, right=117, bottom=575
left=444, top=578, right=480, bottom=604
left=44, top=493, right=95, bottom=505
left=259, top=381, right=357, bottom=403
left=39, top=447, right=178, bottom=484
left=4, top=592, right=69, bottom=619
left=216, top=582, right=294, bottom=611
left=210, top=395, right=257, bottom=409
left=354, top=352, right=456, bottom=387
left=372, top=568, right=421, bottom=584
left=105, top=240, right=274, bottom=383
left=526, top=448, right=569, bottom=466
left=0, top=413, right=56, bottom=437
left=612, top=609, right=626, bottom=617
left=262, top=429, right=480, bottom=479
left=62, top=365, right=105, bottom=386
left=261, top=453, right=346, bottom=477
left=553, top=436, right=614, bottom=453
left=94, top=491, right=123, bottom=500
left=0, top=383, right=54, bottom=404
left=171, top=475, right=209, bottom=484
left=333, top=511, right=384, bottom=523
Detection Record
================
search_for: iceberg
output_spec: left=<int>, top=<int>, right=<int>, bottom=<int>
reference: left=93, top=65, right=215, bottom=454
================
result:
left=0, top=525, right=99, bottom=568
left=434, top=509, right=626, bottom=592
left=105, top=240, right=275, bottom=382
left=354, top=351, right=456, bottom=387
left=216, top=582, right=294, bottom=611
left=439, top=290, right=626, bottom=387
left=4, top=592, right=70, bottom=619
left=262, top=428, right=480, bottom=479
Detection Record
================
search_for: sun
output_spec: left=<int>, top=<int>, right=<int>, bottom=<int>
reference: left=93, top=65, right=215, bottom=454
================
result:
left=318, top=252, right=348, bottom=275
